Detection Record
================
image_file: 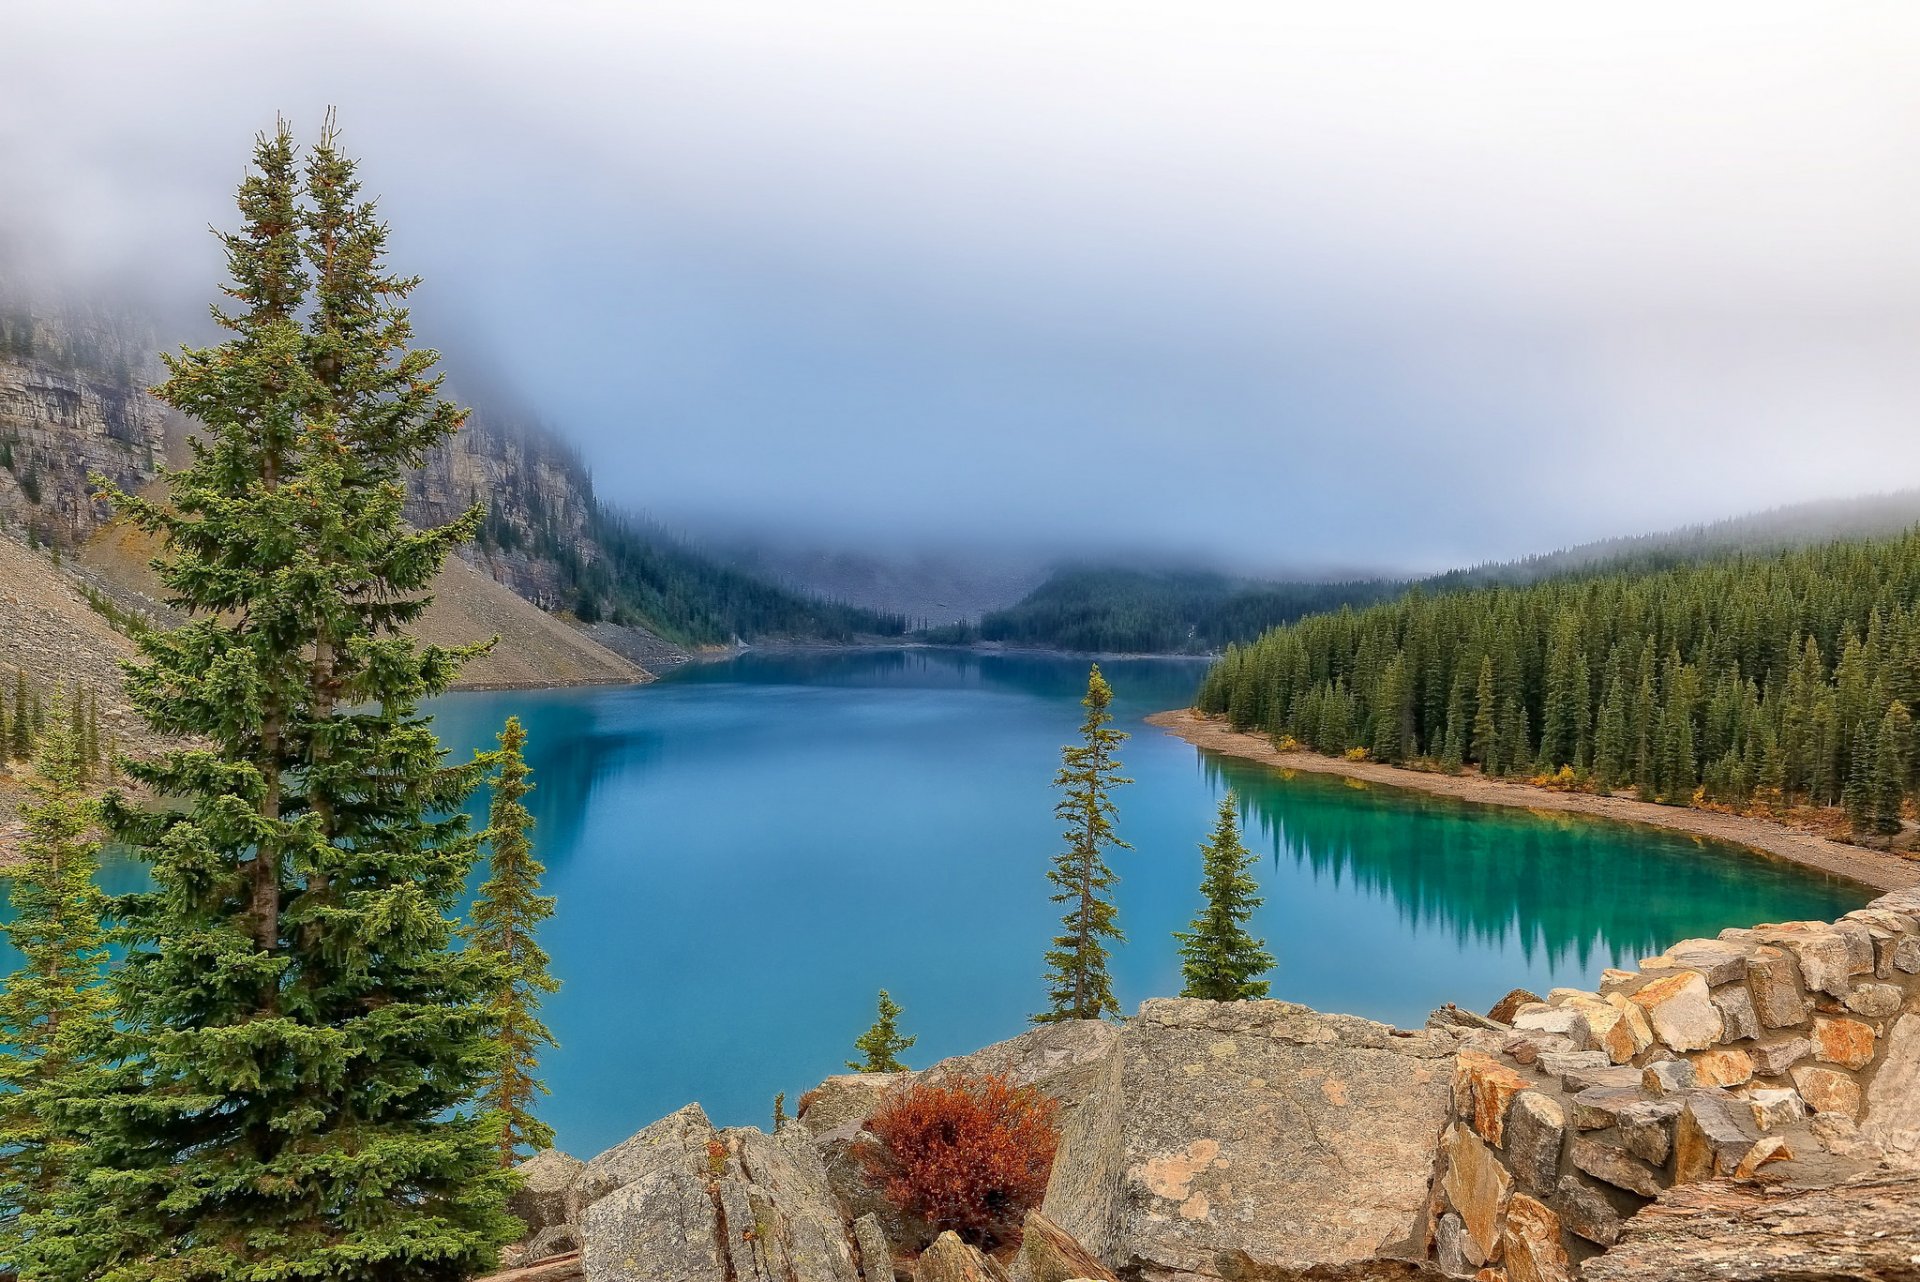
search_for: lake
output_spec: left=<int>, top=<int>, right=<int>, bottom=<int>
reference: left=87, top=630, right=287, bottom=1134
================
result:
left=30, top=649, right=1863, bottom=1159
left=421, top=649, right=1861, bottom=1156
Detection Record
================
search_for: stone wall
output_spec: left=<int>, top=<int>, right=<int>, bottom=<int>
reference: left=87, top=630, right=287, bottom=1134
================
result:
left=1426, top=887, right=1920, bottom=1280
left=495, top=889, right=1920, bottom=1282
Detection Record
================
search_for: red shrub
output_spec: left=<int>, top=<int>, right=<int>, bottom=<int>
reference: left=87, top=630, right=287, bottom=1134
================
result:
left=860, top=1073, right=1061, bottom=1248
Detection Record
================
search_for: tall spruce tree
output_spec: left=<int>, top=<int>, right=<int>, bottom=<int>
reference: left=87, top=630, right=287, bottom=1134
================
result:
left=847, top=990, right=916, bottom=1072
left=27, top=121, right=515, bottom=1282
left=1035, top=665, right=1131, bottom=1023
left=0, top=702, right=110, bottom=1265
left=466, top=716, right=559, bottom=1165
left=1175, top=793, right=1274, bottom=1002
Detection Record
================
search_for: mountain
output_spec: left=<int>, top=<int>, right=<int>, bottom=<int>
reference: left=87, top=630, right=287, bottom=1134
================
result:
left=0, top=274, right=903, bottom=666
left=944, top=490, right=1920, bottom=655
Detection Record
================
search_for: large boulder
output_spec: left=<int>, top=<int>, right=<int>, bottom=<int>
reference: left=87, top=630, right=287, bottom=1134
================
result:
left=1039, top=999, right=1464, bottom=1281
left=580, top=1103, right=858, bottom=1282
left=510, top=1149, right=585, bottom=1242
left=1582, top=1173, right=1920, bottom=1282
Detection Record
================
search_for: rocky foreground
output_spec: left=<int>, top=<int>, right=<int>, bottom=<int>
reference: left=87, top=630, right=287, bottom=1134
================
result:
left=487, top=889, right=1920, bottom=1282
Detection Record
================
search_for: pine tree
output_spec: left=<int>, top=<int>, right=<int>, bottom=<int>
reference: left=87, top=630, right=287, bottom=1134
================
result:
left=27, top=120, right=516, bottom=1282
left=847, top=989, right=916, bottom=1072
left=1175, top=793, right=1274, bottom=1001
left=1868, top=701, right=1910, bottom=836
left=0, top=702, right=110, bottom=1265
left=10, top=670, right=28, bottom=761
left=466, top=716, right=559, bottom=1166
left=1036, top=665, right=1131, bottom=1023
left=1470, top=656, right=1498, bottom=770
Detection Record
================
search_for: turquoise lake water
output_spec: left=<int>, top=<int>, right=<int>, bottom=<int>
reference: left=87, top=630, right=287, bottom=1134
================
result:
left=35, top=649, right=1864, bottom=1157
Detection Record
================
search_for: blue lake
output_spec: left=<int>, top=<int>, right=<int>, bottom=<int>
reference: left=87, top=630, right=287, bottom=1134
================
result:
left=422, top=650, right=1861, bottom=1156
left=30, top=649, right=1863, bottom=1158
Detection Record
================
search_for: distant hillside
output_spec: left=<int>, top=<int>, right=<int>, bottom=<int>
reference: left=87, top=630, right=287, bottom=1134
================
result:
left=703, top=538, right=1047, bottom=628
left=947, top=491, right=1920, bottom=655
left=928, top=567, right=1399, bottom=654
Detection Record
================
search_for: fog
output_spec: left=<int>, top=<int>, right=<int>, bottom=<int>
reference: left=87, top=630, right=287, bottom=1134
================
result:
left=5, top=2, right=1919, bottom=574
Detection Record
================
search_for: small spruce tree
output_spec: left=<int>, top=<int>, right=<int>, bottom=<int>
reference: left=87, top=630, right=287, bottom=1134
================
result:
left=848, top=989, right=916, bottom=1072
left=1175, top=793, right=1274, bottom=1001
left=0, top=700, right=111, bottom=1262
left=1035, top=665, right=1131, bottom=1023
left=466, top=716, right=560, bottom=1165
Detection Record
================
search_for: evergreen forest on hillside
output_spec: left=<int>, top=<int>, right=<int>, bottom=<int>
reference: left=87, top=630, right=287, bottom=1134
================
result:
left=930, top=492, right=1920, bottom=657
left=1197, top=529, right=1920, bottom=834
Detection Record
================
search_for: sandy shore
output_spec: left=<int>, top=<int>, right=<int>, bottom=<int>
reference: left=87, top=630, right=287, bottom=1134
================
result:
left=1147, top=708, right=1920, bottom=895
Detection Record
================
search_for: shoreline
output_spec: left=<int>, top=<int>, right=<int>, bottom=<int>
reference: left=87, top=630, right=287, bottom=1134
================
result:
left=1147, top=708, right=1920, bottom=895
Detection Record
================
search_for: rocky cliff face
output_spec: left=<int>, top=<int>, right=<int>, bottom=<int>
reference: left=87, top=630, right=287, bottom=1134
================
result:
left=0, top=297, right=169, bottom=547
left=494, top=889, right=1920, bottom=1282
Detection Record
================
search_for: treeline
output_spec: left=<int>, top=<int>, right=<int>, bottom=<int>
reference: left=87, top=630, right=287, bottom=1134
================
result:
left=1197, top=530, right=1920, bottom=834
left=0, top=671, right=114, bottom=781
left=928, top=568, right=1397, bottom=654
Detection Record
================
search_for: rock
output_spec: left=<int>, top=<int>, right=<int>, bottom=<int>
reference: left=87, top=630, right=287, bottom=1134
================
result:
left=579, top=1105, right=733, bottom=1282
left=1746, top=1037, right=1810, bottom=1077
left=511, top=1149, right=585, bottom=1239
left=1744, top=947, right=1811, bottom=1029
left=1569, top=1138, right=1664, bottom=1198
left=1843, top=982, right=1904, bottom=1019
left=1433, top=1212, right=1470, bottom=1277
left=1597, top=969, right=1645, bottom=998
left=1512, top=1007, right=1589, bottom=1043
left=853, top=1214, right=898, bottom=1282
left=1628, top=973, right=1722, bottom=1053
left=575, top=1102, right=712, bottom=1214
left=913, top=1233, right=1007, bottom=1282
left=528, top=1224, right=583, bottom=1260
left=1707, top=984, right=1759, bottom=1044
left=1569, top=1087, right=1643, bottom=1132
left=1757, top=925, right=1853, bottom=999
left=1440, top=1123, right=1512, bottom=1267
left=476, top=1252, right=586, bottom=1282
left=1558, top=1065, right=1640, bottom=1094
left=1687, top=1047, right=1752, bottom=1089
left=1501, top=1032, right=1572, bottom=1066
left=1040, top=999, right=1457, bottom=1279
left=1536, top=1051, right=1609, bottom=1080
left=1600, top=993, right=1653, bottom=1062
left=579, top=1107, right=858, bottom=1282
left=1504, top=1093, right=1566, bottom=1197
left=1861, top=1012, right=1920, bottom=1166
left=1811, top=1015, right=1876, bottom=1069
left=799, top=1073, right=907, bottom=1138
left=1430, top=1004, right=1509, bottom=1034
left=1012, top=1211, right=1115, bottom=1282
left=1745, top=1088, right=1805, bottom=1131
left=1672, top=1093, right=1761, bottom=1184
left=1643, top=940, right=1749, bottom=987
left=921, top=1021, right=1121, bottom=1105
left=1731, top=1134, right=1791, bottom=1180
left=1488, top=989, right=1543, bottom=1024
left=1641, top=1059, right=1695, bottom=1097
left=1455, top=1051, right=1529, bottom=1146
left=1553, top=1175, right=1621, bottom=1247
left=1790, top=1064, right=1862, bottom=1119
left=1582, top=1174, right=1920, bottom=1282
left=1894, top=935, right=1920, bottom=974
left=1617, top=1098, right=1682, bottom=1166
left=1497, top=1194, right=1571, bottom=1282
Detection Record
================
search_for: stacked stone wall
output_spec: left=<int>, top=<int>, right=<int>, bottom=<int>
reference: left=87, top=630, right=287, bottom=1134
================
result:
left=1427, top=887, right=1920, bottom=1280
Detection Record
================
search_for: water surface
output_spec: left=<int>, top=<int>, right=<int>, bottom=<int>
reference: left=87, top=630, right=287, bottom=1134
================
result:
left=419, top=650, right=1860, bottom=1155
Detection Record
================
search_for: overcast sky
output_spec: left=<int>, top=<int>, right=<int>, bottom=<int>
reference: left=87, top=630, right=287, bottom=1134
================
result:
left=5, top=2, right=1919, bottom=573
